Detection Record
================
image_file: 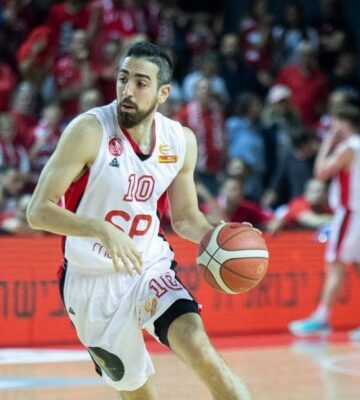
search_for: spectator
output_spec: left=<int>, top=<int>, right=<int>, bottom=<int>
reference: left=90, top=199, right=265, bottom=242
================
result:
left=45, top=0, right=93, bottom=56
left=261, top=83, right=303, bottom=163
left=182, top=51, right=229, bottom=104
left=239, top=0, right=274, bottom=71
left=0, top=0, right=37, bottom=54
left=262, top=129, right=318, bottom=209
left=268, top=178, right=332, bottom=235
left=276, top=40, right=330, bottom=127
left=27, top=103, right=63, bottom=191
left=272, top=1, right=319, bottom=68
left=175, top=77, right=226, bottom=195
left=54, top=29, right=98, bottom=121
left=79, top=88, right=104, bottom=113
left=312, top=0, right=354, bottom=73
left=185, top=12, right=217, bottom=71
left=0, top=193, right=37, bottom=235
left=316, top=88, right=351, bottom=140
left=11, top=81, right=38, bottom=150
left=0, top=58, right=18, bottom=113
left=328, top=50, right=360, bottom=99
left=90, top=0, right=149, bottom=62
left=16, top=25, right=56, bottom=90
left=198, top=175, right=273, bottom=228
left=0, top=112, right=29, bottom=173
left=0, top=166, right=27, bottom=219
left=218, top=33, right=264, bottom=104
left=226, top=92, right=266, bottom=202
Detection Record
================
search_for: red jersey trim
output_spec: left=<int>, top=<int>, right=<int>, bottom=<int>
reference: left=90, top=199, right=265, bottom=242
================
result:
left=121, top=120, right=156, bottom=156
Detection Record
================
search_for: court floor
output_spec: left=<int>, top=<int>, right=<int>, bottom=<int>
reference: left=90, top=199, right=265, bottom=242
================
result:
left=1, top=334, right=360, bottom=400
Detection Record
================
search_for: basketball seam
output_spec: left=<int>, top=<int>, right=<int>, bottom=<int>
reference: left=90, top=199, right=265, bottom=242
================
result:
left=221, top=265, right=261, bottom=281
left=214, top=228, right=262, bottom=259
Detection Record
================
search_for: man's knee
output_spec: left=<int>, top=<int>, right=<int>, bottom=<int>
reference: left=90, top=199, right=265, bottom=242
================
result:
left=167, top=313, right=217, bottom=365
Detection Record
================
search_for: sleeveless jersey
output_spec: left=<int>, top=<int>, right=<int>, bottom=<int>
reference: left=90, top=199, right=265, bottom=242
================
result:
left=328, top=135, right=360, bottom=212
left=63, top=101, right=186, bottom=273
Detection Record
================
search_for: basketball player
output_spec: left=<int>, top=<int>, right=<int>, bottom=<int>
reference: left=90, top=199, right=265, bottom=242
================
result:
left=288, top=103, right=360, bottom=340
left=27, top=42, right=252, bottom=399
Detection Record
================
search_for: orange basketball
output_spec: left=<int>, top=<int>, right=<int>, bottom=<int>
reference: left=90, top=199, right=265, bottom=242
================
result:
left=196, top=223, right=269, bottom=294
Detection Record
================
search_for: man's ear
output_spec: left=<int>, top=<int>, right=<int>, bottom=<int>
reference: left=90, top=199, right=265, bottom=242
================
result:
left=158, top=84, right=171, bottom=104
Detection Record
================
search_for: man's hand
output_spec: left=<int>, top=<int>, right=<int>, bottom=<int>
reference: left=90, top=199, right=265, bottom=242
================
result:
left=98, top=221, right=143, bottom=275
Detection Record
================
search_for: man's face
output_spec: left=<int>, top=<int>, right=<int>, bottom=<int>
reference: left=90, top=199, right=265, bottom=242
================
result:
left=116, top=57, right=161, bottom=129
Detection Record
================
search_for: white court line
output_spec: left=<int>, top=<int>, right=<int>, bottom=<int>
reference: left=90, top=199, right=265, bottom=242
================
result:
left=0, top=349, right=91, bottom=365
left=321, top=351, right=360, bottom=377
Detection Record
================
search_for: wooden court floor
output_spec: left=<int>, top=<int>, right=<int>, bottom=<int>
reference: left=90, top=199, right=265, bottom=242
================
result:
left=1, top=338, right=360, bottom=400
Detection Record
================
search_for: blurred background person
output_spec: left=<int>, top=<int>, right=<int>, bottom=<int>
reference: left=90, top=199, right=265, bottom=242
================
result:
left=276, top=40, right=330, bottom=127
left=289, top=103, right=360, bottom=340
left=175, top=77, right=226, bottom=195
left=262, top=129, right=318, bottom=209
left=272, top=1, right=318, bottom=68
left=0, top=112, right=29, bottom=173
left=226, top=91, right=266, bottom=202
left=268, top=178, right=332, bottom=235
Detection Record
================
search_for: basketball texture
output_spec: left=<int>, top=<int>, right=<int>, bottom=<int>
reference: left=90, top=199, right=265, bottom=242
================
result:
left=196, top=223, right=269, bottom=294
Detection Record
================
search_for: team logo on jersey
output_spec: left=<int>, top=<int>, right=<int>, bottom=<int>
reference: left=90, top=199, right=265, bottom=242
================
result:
left=159, top=143, right=171, bottom=154
left=108, top=136, right=124, bottom=156
left=109, top=157, right=120, bottom=168
left=144, top=297, right=158, bottom=317
left=158, top=144, right=178, bottom=163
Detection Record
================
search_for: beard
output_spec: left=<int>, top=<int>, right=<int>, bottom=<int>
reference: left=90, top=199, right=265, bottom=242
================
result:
left=117, top=98, right=157, bottom=129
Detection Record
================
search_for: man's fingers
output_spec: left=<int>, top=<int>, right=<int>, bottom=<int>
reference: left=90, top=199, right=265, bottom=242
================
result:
left=109, top=250, right=121, bottom=273
left=127, top=252, right=142, bottom=274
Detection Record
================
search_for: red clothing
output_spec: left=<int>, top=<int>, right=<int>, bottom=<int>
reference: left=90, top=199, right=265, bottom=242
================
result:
left=0, top=139, right=29, bottom=172
left=0, top=63, right=18, bottom=112
left=226, top=199, right=273, bottom=226
left=54, top=56, right=97, bottom=118
left=276, top=65, right=330, bottom=126
left=11, top=110, right=37, bottom=150
left=175, top=101, right=225, bottom=173
left=45, top=2, right=91, bottom=55
left=284, top=197, right=332, bottom=225
left=240, top=17, right=273, bottom=71
left=17, top=25, right=56, bottom=66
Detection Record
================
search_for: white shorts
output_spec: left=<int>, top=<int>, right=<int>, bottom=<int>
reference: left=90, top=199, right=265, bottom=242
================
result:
left=326, top=208, right=360, bottom=264
left=61, top=259, right=198, bottom=391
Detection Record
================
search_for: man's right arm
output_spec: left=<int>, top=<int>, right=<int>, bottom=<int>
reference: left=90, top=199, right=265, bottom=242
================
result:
left=27, top=114, right=103, bottom=237
left=27, top=114, right=142, bottom=275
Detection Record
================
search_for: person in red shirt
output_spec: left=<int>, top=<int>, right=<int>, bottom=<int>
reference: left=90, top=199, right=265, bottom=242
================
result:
left=198, top=175, right=273, bottom=229
left=11, top=81, right=38, bottom=150
left=0, top=61, right=18, bottom=113
left=0, top=113, right=29, bottom=173
left=268, top=178, right=332, bottom=235
left=175, top=77, right=226, bottom=195
left=54, top=29, right=98, bottom=121
left=16, top=25, right=56, bottom=89
left=45, top=0, right=93, bottom=56
left=276, top=40, right=330, bottom=127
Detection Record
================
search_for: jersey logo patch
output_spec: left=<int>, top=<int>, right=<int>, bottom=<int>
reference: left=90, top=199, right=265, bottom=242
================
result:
left=109, top=158, right=119, bottom=168
left=108, top=136, right=124, bottom=156
left=158, top=155, right=178, bottom=163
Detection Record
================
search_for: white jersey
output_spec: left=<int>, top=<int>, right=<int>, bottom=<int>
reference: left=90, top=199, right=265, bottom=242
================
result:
left=328, top=135, right=360, bottom=212
left=63, top=101, right=186, bottom=273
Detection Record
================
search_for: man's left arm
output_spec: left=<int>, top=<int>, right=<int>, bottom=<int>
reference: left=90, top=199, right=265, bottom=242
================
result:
left=167, top=127, right=214, bottom=243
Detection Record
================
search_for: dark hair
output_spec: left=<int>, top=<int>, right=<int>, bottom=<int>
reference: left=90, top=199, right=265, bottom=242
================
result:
left=120, top=42, right=173, bottom=87
left=333, top=103, right=360, bottom=129
left=291, top=129, right=316, bottom=148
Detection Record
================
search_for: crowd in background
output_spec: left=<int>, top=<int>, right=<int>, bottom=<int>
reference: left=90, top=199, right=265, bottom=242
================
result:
left=0, top=0, right=358, bottom=235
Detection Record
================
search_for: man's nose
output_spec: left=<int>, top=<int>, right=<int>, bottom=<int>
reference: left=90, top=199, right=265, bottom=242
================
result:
left=122, top=81, right=134, bottom=97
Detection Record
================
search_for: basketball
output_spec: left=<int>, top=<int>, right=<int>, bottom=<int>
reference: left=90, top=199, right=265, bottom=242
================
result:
left=196, top=223, right=269, bottom=294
